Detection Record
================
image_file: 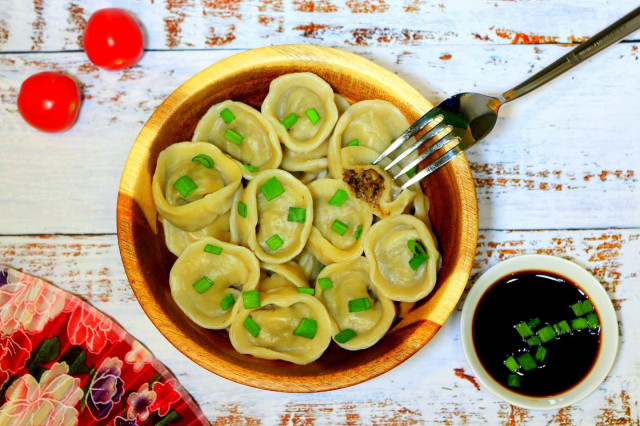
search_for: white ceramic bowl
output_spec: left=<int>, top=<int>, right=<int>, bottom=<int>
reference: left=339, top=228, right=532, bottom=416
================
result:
left=460, top=255, right=618, bottom=410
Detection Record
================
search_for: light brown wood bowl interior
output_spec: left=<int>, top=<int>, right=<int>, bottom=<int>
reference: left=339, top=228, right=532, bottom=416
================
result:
left=117, top=45, right=478, bottom=392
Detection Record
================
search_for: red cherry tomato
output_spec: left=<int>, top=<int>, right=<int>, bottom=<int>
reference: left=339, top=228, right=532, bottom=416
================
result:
left=17, top=72, right=81, bottom=133
left=83, top=8, right=144, bottom=70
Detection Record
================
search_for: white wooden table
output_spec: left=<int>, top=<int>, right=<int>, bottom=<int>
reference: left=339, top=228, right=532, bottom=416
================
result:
left=1, top=1, right=639, bottom=424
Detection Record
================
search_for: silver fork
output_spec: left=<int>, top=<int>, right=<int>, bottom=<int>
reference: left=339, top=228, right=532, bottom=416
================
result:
left=375, top=6, right=640, bottom=189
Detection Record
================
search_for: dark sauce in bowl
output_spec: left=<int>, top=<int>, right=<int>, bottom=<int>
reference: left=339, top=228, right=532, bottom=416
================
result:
left=472, top=271, right=601, bottom=397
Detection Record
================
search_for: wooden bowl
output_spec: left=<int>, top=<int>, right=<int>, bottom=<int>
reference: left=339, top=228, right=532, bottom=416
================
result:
left=117, top=45, right=478, bottom=392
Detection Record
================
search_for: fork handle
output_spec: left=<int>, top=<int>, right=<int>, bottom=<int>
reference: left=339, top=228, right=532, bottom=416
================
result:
left=501, top=6, right=640, bottom=103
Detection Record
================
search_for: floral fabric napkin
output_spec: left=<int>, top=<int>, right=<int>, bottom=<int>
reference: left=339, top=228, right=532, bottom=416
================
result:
left=0, top=265, right=210, bottom=426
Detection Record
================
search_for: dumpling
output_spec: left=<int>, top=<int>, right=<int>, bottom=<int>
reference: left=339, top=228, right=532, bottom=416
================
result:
left=340, top=146, right=416, bottom=218
left=259, top=261, right=309, bottom=292
left=169, top=237, right=260, bottom=329
left=327, top=99, right=413, bottom=178
left=363, top=214, right=439, bottom=302
left=314, top=257, right=395, bottom=350
left=231, top=169, right=313, bottom=264
left=192, top=100, right=282, bottom=179
left=163, top=211, right=231, bottom=257
left=306, top=179, right=373, bottom=265
left=280, top=138, right=328, bottom=173
left=262, top=73, right=338, bottom=153
left=152, top=142, right=242, bottom=231
left=294, top=249, right=324, bottom=283
left=229, top=287, right=333, bottom=364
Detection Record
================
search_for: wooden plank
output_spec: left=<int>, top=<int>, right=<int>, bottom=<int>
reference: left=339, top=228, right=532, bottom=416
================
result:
left=0, top=45, right=638, bottom=234
left=0, top=230, right=638, bottom=424
left=1, top=0, right=639, bottom=52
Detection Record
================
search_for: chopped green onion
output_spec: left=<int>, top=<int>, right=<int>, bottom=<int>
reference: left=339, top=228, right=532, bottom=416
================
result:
left=305, top=108, right=321, bottom=124
left=409, top=255, right=427, bottom=270
left=293, top=317, right=317, bottom=339
left=243, top=164, right=259, bottom=173
left=348, top=297, right=371, bottom=313
left=537, top=325, right=557, bottom=343
left=260, top=176, right=285, bottom=201
left=242, top=290, right=261, bottom=309
left=192, top=153, right=214, bottom=168
left=331, top=219, right=348, bottom=236
left=265, top=234, right=284, bottom=251
left=535, top=345, right=547, bottom=362
left=298, top=287, right=315, bottom=295
left=354, top=224, right=363, bottom=241
left=516, top=352, right=537, bottom=371
left=557, top=320, right=571, bottom=334
left=406, top=166, right=417, bottom=178
left=174, top=176, right=198, bottom=198
left=328, top=189, right=348, bottom=207
left=224, top=128, right=244, bottom=146
left=507, top=374, right=521, bottom=388
left=572, top=317, right=588, bottom=330
left=571, top=299, right=594, bottom=317
left=204, top=244, right=223, bottom=255
left=526, top=336, right=541, bottom=347
left=317, top=277, right=333, bottom=290
left=243, top=316, right=260, bottom=338
left=220, top=107, right=235, bottom=123
left=281, top=113, right=298, bottom=130
left=587, top=313, right=600, bottom=329
left=504, top=356, right=519, bottom=373
left=528, top=317, right=542, bottom=330
left=514, top=322, right=534, bottom=339
left=334, top=329, right=357, bottom=344
left=346, top=139, right=360, bottom=147
left=237, top=201, right=248, bottom=218
left=552, top=323, right=561, bottom=335
left=408, top=240, right=428, bottom=258
left=287, top=207, right=306, bottom=223
left=192, top=276, right=213, bottom=294
left=221, top=294, right=235, bottom=310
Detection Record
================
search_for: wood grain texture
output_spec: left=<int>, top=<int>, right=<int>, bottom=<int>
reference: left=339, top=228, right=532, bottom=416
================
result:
left=1, top=230, right=637, bottom=423
left=1, top=44, right=638, bottom=234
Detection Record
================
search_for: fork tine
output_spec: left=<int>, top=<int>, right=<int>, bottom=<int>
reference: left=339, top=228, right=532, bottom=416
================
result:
left=392, top=126, right=453, bottom=180
left=372, top=108, right=441, bottom=165
left=384, top=120, right=448, bottom=171
left=401, top=144, right=464, bottom=189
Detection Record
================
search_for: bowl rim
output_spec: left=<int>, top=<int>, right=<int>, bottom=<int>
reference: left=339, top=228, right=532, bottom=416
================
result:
left=460, top=254, right=619, bottom=409
left=117, top=44, right=479, bottom=392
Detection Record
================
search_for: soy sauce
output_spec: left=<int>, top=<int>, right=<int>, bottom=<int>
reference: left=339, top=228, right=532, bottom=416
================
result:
left=472, top=271, right=601, bottom=396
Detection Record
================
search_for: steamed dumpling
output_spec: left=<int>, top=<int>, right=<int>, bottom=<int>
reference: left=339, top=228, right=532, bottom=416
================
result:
left=193, top=100, right=282, bottom=179
left=163, top=211, right=231, bottom=257
left=262, top=73, right=338, bottom=153
left=364, top=214, right=439, bottom=302
left=152, top=142, right=242, bottom=231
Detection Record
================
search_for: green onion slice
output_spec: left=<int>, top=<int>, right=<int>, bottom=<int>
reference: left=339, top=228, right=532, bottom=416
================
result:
left=535, top=345, right=547, bottom=362
left=526, top=336, right=541, bottom=347
left=293, top=317, right=317, bottom=339
left=516, top=352, right=537, bottom=371
left=354, top=224, right=363, bottom=241
left=242, top=290, right=261, bottom=309
left=528, top=317, right=542, bottom=330
left=409, top=254, right=427, bottom=270
left=572, top=317, right=588, bottom=330
left=587, top=312, right=600, bottom=329
left=298, top=287, right=315, bottom=295
left=331, top=219, right=348, bottom=236
left=174, top=175, right=198, bottom=198
left=317, top=277, right=333, bottom=290
left=408, top=240, right=428, bottom=258
left=334, top=329, right=356, bottom=344
left=537, top=325, right=556, bottom=343
left=204, top=244, right=223, bottom=255
left=243, top=316, right=260, bottom=338
left=191, top=153, right=214, bottom=168
left=346, top=139, right=360, bottom=147
left=260, top=176, right=285, bottom=201
left=192, top=276, right=213, bottom=294
left=305, top=108, right=321, bottom=124
left=224, top=128, right=244, bottom=146
left=220, top=107, right=235, bottom=123
left=287, top=207, right=306, bottom=223
left=504, top=356, right=519, bottom=373
left=571, top=299, right=594, bottom=317
left=406, top=166, right=417, bottom=178
left=243, top=164, right=259, bottom=173
left=507, top=374, right=521, bottom=388
left=265, top=234, right=284, bottom=251
left=281, top=113, right=298, bottom=130
left=237, top=201, right=248, bottom=218
left=328, top=189, right=348, bottom=207
left=557, top=320, right=571, bottom=334
left=348, top=297, right=371, bottom=313
left=514, top=322, right=534, bottom=338
left=221, top=294, right=235, bottom=310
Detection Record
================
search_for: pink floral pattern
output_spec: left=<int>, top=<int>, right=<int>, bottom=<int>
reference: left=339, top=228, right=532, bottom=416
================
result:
left=0, top=265, right=209, bottom=426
